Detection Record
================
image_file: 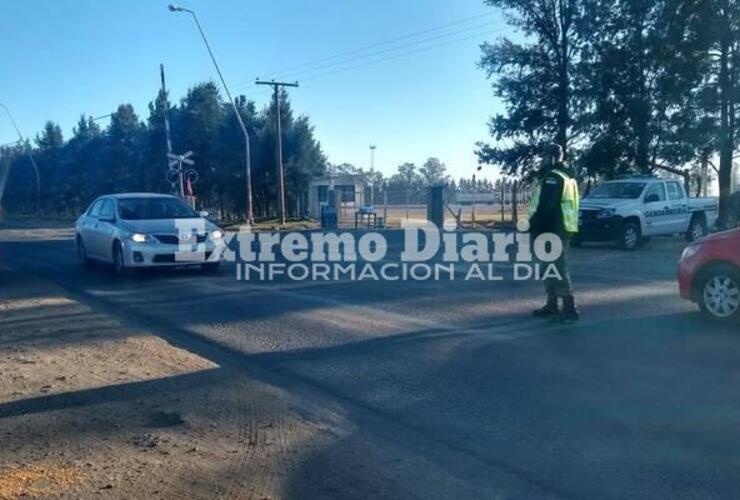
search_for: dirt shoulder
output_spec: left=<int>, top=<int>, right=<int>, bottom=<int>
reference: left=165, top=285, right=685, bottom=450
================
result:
left=0, top=268, right=328, bottom=499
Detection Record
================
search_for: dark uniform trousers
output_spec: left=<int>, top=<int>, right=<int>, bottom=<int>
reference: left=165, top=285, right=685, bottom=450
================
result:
left=543, top=235, right=573, bottom=298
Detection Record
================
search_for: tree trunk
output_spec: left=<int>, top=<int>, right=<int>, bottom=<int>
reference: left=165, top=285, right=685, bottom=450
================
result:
left=557, top=0, right=570, bottom=157
left=636, top=117, right=652, bottom=173
left=718, top=36, right=735, bottom=229
left=634, top=13, right=652, bottom=174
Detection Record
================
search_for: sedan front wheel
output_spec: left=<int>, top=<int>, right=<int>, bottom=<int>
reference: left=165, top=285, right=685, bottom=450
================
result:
left=112, top=242, right=130, bottom=277
left=699, top=265, right=740, bottom=321
left=77, top=237, right=92, bottom=267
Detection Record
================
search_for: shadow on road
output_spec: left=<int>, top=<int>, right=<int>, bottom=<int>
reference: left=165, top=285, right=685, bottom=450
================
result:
left=2, top=220, right=739, bottom=498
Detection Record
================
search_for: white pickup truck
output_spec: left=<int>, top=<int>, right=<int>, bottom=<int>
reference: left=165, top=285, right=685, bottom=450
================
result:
left=575, top=177, right=719, bottom=250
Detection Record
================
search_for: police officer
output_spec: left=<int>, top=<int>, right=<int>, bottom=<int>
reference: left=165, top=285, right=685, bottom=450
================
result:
left=528, top=144, right=580, bottom=321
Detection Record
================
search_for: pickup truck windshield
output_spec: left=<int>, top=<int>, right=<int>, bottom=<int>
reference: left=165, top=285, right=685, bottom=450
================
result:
left=117, top=198, right=199, bottom=220
left=587, top=182, right=646, bottom=200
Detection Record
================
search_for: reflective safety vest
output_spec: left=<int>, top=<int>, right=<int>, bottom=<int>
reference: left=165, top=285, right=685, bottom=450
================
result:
left=528, top=169, right=580, bottom=234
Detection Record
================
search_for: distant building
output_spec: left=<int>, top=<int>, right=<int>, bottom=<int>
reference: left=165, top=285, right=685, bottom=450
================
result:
left=308, top=174, right=367, bottom=219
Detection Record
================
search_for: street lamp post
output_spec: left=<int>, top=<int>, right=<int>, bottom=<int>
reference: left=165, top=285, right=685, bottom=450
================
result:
left=168, top=4, right=254, bottom=225
left=0, top=104, right=41, bottom=215
left=471, top=174, right=477, bottom=229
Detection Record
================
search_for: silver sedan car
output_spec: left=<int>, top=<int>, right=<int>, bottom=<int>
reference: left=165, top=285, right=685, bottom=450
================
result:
left=75, top=193, right=225, bottom=275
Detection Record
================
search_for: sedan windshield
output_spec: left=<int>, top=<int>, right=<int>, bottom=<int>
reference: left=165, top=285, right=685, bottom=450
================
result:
left=117, top=198, right=199, bottom=220
left=587, top=182, right=646, bottom=200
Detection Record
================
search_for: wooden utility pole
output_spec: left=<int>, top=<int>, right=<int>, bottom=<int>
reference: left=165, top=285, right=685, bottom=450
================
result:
left=256, top=79, right=299, bottom=226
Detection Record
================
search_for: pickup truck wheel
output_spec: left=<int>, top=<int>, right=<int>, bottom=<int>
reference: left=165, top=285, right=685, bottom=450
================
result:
left=618, top=222, right=641, bottom=251
left=686, top=216, right=708, bottom=242
left=698, top=265, right=740, bottom=322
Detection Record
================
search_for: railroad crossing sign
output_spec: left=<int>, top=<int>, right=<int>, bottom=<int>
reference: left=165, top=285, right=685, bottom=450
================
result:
left=166, top=150, right=198, bottom=198
left=168, top=151, right=194, bottom=168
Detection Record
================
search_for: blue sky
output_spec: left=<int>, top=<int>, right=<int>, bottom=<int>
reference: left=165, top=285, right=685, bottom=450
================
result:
left=0, top=0, right=508, bottom=180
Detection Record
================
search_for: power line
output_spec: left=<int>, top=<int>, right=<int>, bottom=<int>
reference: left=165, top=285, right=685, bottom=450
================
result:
left=234, top=25, right=506, bottom=93
left=225, top=24, right=502, bottom=110
left=233, top=10, right=500, bottom=87
left=267, top=11, right=496, bottom=79
left=299, top=27, right=505, bottom=83
left=270, top=20, right=504, bottom=82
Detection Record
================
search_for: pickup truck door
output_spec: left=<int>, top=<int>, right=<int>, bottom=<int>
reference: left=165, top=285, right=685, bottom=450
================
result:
left=642, top=182, right=671, bottom=236
left=665, top=181, right=690, bottom=233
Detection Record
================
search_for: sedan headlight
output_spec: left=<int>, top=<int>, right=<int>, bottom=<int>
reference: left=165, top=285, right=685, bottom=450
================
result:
left=209, top=229, right=224, bottom=240
left=130, top=233, right=150, bottom=243
left=680, top=244, right=702, bottom=261
left=596, top=209, right=616, bottom=219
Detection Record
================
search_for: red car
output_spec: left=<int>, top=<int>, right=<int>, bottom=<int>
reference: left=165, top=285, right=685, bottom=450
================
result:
left=679, top=228, right=740, bottom=321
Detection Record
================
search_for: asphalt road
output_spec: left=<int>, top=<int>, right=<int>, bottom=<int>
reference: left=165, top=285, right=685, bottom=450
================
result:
left=2, top=220, right=740, bottom=499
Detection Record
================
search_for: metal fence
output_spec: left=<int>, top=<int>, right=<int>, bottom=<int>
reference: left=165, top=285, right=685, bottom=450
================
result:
left=335, top=183, right=531, bottom=229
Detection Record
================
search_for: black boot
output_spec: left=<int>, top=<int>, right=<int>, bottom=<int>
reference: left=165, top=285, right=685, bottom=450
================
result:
left=557, top=295, right=580, bottom=322
left=532, top=295, right=559, bottom=318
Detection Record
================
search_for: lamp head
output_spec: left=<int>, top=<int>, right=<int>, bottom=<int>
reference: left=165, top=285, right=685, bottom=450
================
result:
left=168, top=4, right=184, bottom=12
